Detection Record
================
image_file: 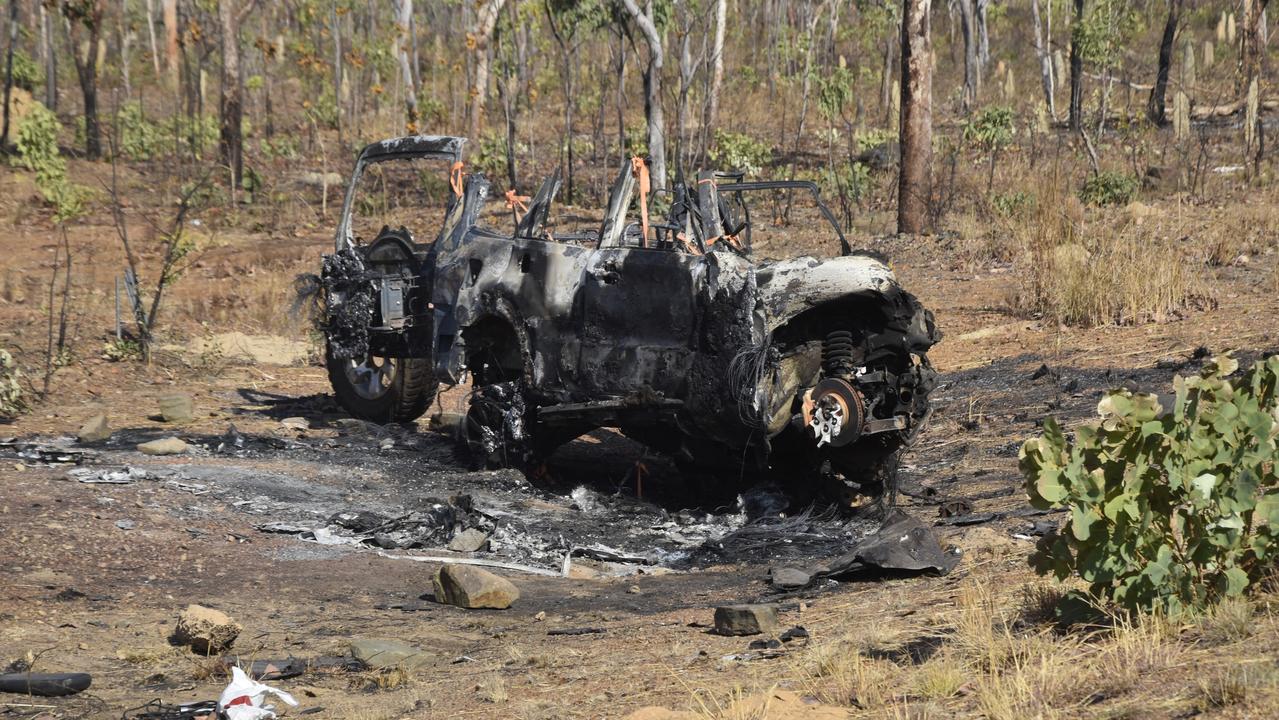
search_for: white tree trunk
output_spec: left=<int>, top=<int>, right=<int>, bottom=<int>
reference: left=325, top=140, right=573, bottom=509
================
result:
left=621, top=0, right=666, bottom=190
left=396, top=0, right=417, bottom=131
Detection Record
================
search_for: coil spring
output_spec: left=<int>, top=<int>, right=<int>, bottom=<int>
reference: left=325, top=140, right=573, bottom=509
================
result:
left=822, top=329, right=858, bottom=377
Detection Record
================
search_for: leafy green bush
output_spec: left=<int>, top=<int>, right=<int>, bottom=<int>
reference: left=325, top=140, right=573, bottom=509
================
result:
left=1079, top=170, right=1138, bottom=206
left=0, top=349, right=24, bottom=418
left=15, top=101, right=85, bottom=220
left=710, top=130, right=772, bottom=176
left=116, top=101, right=162, bottom=160
left=992, top=190, right=1035, bottom=218
left=10, top=50, right=41, bottom=91
left=1022, top=355, right=1279, bottom=616
left=961, top=106, right=1016, bottom=151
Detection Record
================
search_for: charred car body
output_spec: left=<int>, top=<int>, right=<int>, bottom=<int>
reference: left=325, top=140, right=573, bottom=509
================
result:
left=320, top=135, right=940, bottom=504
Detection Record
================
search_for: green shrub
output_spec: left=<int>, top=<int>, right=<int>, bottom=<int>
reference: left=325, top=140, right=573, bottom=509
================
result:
left=1079, top=170, right=1138, bottom=206
left=116, top=101, right=162, bottom=160
left=1021, top=354, right=1279, bottom=616
left=710, top=130, right=772, bottom=177
left=0, top=349, right=24, bottom=418
left=992, top=190, right=1035, bottom=218
left=15, top=101, right=85, bottom=220
left=10, top=50, right=41, bottom=91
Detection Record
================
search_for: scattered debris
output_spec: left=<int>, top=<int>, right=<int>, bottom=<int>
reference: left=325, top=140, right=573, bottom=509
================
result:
left=216, top=666, right=298, bottom=720
left=121, top=699, right=218, bottom=720
left=221, top=657, right=305, bottom=682
left=713, top=604, right=779, bottom=636
left=771, top=510, right=958, bottom=590
left=172, top=604, right=242, bottom=654
left=432, top=564, right=520, bottom=609
left=158, top=393, right=195, bottom=423
left=115, top=519, right=137, bottom=530
left=0, top=672, right=92, bottom=697
left=139, top=437, right=189, bottom=456
left=779, top=626, right=810, bottom=642
left=67, top=466, right=152, bottom=484
left=938, top=499, right=973, bottom=518
left=77, top=414, right=112, bottom=443
left=0, top=439, right=87, bottom=465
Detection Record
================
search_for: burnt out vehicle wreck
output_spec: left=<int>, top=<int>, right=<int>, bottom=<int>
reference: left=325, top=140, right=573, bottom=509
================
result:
left=319, top=135, right=940, bottom=507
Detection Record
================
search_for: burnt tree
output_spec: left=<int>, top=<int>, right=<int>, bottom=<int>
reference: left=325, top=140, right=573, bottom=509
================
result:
left=62, top=0, right=106, bottom=160
left=218, top=0, right=253, bottom=189
left=1147, top=0, right=1184, bottom=124
left=1068, top=0, right=1085, bottom=131
left=898, top=0, right=931, bottom=234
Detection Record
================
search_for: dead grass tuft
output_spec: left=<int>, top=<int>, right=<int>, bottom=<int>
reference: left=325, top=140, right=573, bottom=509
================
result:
left=1194, top=596, right=1256, bottom=645
left=1003, top=176, right=1211, bottom=326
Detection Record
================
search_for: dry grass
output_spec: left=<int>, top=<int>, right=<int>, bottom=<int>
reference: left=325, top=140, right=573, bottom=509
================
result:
left=768, top=573, right=1279, bottom=719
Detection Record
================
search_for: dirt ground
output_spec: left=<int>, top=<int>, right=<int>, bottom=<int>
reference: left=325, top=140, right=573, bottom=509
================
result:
left=2, top=158, right=1279, bottom=719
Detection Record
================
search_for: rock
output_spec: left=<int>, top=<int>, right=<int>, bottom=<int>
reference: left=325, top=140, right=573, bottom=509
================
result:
left=446, top=528, right=490, bottom=553
left=77, top=414, right=111, bottom=443
left=280, top=417, right=310, bottom=431
left=348, top=638, right=430, bottom=670
left=115, top=519, right=136, bottom=530
left=713, top=604, right=778, bottom=636
left=157, top=393, right=194, bottom=423
left=138, top=437, right=188, bottom=455
left=769, top=566, right=811, bottom=590
left=432, top=564, right=519, bottom=609
left=172, top=604, right=241, bottom=654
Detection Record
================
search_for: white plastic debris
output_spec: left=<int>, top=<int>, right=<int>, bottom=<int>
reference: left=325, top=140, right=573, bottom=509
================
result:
left=217, top=666, right=298, bottom=720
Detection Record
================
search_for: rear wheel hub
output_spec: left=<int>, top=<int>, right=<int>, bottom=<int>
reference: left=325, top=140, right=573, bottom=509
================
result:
left=805, top=378, right=865, bottom=448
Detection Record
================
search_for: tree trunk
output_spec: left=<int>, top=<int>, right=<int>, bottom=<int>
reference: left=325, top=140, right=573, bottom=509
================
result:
left=1243, top=0, right=1271, bottom=93
left=2, top=0, right=17, bottom=149
left=163, top=0, right=178, bottom=88
left=144, top=0, right=160, bottom=76
left=468, top=0, right=506, bottom=141
left=218, top=0, right=244, bottom=188
left=976, top=0, right=990, bottom=64
left=1148, top=0, right=1183, bottom=124
left=881, top=28, right=896, bottom=122
left=41, top=5, right=56, bottom=110
left=707, top=0, right=726, bottom=133
left=65, top=0, right=106, bottom=160
left=1030, top=0, right=1056, bottom=120
left=1068, top=0, right=1085, bottom=131
left=898, top=0, right=932, bottom=235
left=621, top=0, right=666, bottom=190
left=958, top=0, right=978, bottom=112
left=396, top=0, right=417, bottom=131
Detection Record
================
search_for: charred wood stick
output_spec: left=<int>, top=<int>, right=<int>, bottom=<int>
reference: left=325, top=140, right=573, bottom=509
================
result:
left=0, top=672, right=91, bottom=697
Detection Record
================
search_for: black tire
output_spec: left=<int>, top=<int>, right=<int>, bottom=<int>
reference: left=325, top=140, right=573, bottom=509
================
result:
left=326, top=346, right=437, bottom=424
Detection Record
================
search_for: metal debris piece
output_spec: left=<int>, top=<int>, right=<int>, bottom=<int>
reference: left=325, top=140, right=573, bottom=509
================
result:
left=772, top=510, right=958, bottom=590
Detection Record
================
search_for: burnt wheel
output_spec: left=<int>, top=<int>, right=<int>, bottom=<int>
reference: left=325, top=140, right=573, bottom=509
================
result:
left=326, top=346, right=436, bottom=423
left=460, top=381, right=537, bottom=470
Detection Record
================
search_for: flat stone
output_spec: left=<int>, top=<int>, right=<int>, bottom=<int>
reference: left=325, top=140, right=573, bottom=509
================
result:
left=446, top=528, right=490, bottom=553
left=713, top=604, right=778, bottom=636
left=172, top=604, right=241, bottom=654
left=348, top=638, right=430, bottom=670
left=280, top=416, right=310, bottom=431
left=433, top=564, right=519, bottom=609
left=77, top=414, right=111, bottom=443
left=138, top=437, right=188, bottom=455
left=157, top=393, right=194, bottom=423
left=769, top=566, right=811, bottom=590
